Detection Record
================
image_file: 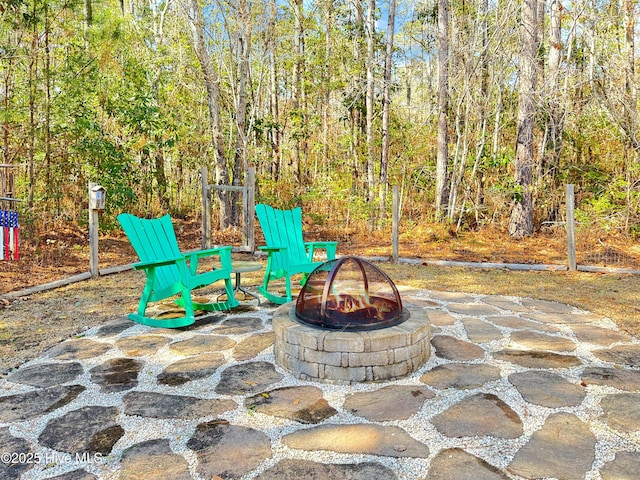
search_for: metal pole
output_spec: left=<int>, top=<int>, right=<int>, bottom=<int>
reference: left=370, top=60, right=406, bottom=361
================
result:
left=566, top=184, right=577, bottom=271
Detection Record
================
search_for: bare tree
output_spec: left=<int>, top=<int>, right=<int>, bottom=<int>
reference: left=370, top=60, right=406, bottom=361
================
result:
left=378, top=0, right=396, bottom=222
left=292, top=0, right=303, bottom=184
left=435, top=0, right=450, bottom=220
left=366, top=0, right=376, bottom=208
left=509, top=0, right=537, bottom=238
left=184, top=0, right=231, bottom=227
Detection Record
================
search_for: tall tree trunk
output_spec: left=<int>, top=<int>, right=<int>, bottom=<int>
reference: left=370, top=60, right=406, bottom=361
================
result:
left=186, top=0, right=231, bottom=227
left=351, top=0, right=364, bottom=192
left=366, top=0, right=375, bottom=210
left=475, top=0, right=489, bottom=215
left=539, top=0, right=564, bottom=221
left=268, top=0, right=280, bottom=181
left=44, top=2, right=51, bottom=199
left=378, top=0, right=396, bottom=225
left=322, top=0, right=333, bottom=171
left=509, top=0, right=537, bottom=238
left=623, top=0, right=638, bottom=230
left=292, top=0, right=303, bottom=185
left=435, top=0, right=450, bottom=220
left=231, top=0, right=251, bottom=224
left=27, top=0, right=38, bottom=208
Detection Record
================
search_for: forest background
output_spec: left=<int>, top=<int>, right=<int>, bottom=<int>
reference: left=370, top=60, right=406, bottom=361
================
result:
left=1, top=0, right=639, bottom=294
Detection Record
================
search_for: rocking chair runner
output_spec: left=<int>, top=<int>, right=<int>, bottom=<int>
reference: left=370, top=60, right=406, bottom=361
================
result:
left=255, top=204, right=338, bottom=304
left=118, top=213, right=239, bottom=328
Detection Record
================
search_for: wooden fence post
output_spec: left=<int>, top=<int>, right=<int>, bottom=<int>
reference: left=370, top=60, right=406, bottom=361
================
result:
left=245, top=167, right=255, bottom=252
left=89, top=182, right=99, bottom=278
left=566, top=184, right=577, bottom=271
left=392, top=185, right=399, bottom=264
left=202, top=166, right=211, bottom=249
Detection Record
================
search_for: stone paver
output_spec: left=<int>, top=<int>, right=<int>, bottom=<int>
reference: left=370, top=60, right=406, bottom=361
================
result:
left=599, top=393, right=640, bottom=433
left=524, top=312, right=603, bottom=325
left=90, top=358, right=142, bottom=393
left=282, top=423, right=430, bottom=458
left=431, top=393, right=523, bottom=439
left=115, top=335, right=169, bottom=356
left=45, top=338, right=111, bottom=360
left=508, top=370, right=586, bottom=407
left=481, top=295, right=532, bottom=313
left=461, top=317, right=504, bottom=343
left=493, top=349, right=582, bottom=368
left=38, top=405, right=124, bottom=455
left=426, top=311, right=457, bottom=326
left=7, top=362, right=84, bottom=388
left=169, top=335, right=236, bottom=355
left=570, top=324, right=632, bottom=346
left=520, top=298, right=575, bottom=313
left=120, top=439, right=190, bottom=480
left=233, top=331, right=274, bottom=361
left=215, top=361, right=283, bottom=395
left=123, top=391, right=236, bottom=419
left=213, top=316, right=263, bottom=335
left=187, top=419, right=272, bottom=479
left=447, top=303, right=501, bottom=316
left=0, top=385, right=85, bottom=422
left=245, top=386, right=337, bottom=423
left=157, top=352, right=225, bottom=386
left=343, top=385, right=434, bottom=421
left=420, top=363, right=501, bottom=390
left=426, top=448, right=510, bottom=480
left=0, top=427, right=34, bottom=480
left=0, top=288, right=638, bottom=480
left=254, top=459, right=397, bottom=479
left=581, top=367, right=640, bottom=391
left=600, top=451, right=640, bottom=480
left=507, top=413, right=596, bottom=480
left=47, top=470, right=97, bottom=480
left=487, top=315, right=560, bottom=333
left=592, top=344, right=640, bottom=366
left=509, top=330, right=576, bottom=352
left=430, top=335, right=485, bottom=361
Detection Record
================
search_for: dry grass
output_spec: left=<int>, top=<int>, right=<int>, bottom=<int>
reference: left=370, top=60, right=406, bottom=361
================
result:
left=381, top=262, right=640, bottom=337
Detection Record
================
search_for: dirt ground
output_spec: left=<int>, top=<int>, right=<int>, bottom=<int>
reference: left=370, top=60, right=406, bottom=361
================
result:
left=1, top=219, right=639, bottom=375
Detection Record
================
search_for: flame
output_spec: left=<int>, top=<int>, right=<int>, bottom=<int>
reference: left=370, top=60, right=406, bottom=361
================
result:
left=331, top=292, right=389, bottom=320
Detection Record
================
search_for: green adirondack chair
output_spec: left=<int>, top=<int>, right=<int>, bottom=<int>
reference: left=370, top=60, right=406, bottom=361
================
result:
left=255, top=204, right=338, bottom=304
left=118, top=213, right=239, bottom=328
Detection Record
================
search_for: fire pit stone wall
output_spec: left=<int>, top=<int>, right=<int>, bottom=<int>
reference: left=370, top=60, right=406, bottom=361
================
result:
left=273, top=302, right=430, bottom=384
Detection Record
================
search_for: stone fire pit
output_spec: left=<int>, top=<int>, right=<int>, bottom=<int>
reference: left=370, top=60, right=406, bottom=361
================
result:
left=273, top=302, right=430, bottom=384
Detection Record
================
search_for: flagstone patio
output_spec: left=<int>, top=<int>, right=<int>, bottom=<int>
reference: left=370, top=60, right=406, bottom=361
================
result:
left=1, top=288, right=639, bottom=479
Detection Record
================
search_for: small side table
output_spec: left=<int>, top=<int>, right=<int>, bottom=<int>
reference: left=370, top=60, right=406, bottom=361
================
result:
left=227, top=261, right=263, bottom=305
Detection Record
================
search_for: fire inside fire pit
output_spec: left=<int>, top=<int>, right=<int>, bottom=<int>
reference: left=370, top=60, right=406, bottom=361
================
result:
left=295, top=256, right=408, bottom=331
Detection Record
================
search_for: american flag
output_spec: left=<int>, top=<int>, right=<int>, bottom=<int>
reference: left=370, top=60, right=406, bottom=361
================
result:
left=0, top=209, right=19, bottom=260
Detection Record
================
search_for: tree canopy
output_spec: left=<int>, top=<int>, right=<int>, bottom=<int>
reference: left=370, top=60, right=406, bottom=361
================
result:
left=1, top=0, right=638, bottom=240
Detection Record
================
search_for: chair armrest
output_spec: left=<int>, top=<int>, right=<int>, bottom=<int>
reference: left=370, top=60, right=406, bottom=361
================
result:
left=186, top=246, right=233, bottom=273
left=132, top=256, right=184, bottom=270
left=305, top=241, right=338, bottom=248
left=258, top=245, right=288, bottom=252
left=187, top=245, right=233, bottom=259
left=305, top=241, right=338, bottom=260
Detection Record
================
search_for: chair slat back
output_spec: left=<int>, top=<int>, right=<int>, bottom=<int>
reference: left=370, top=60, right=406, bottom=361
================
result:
left=118, top=213, right=181, bottom=290
left=256, top=204, right=309, bottom=270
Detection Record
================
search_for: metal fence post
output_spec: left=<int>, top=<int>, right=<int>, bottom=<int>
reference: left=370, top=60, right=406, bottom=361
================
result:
left=566, top=184, right=577, bottom=271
